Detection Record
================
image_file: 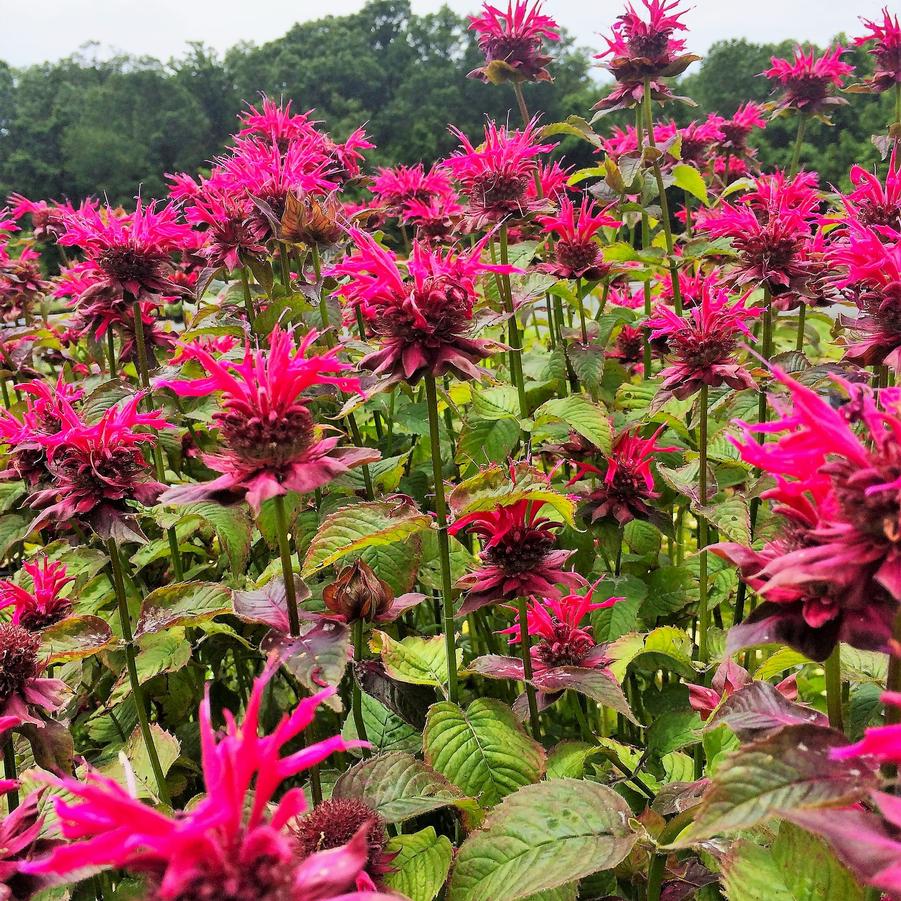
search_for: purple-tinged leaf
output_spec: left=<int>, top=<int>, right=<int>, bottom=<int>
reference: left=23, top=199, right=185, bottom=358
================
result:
left=708, top=681, right=827, bottom=741
left=355, top=660, right=436, bottom=731
left=40, top=615, right=115, bottom=664
left=233, top=576, right=312, bottom=632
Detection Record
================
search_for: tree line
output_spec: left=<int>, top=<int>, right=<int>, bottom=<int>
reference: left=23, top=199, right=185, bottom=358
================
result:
left=0, top=0, right=893, bottom=204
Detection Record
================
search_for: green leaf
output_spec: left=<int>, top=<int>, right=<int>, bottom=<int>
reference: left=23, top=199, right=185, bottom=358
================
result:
left=109, top=631, right=192, bottom=705
left=302, top=500, right=431, bottom=576
left=40, top=615, right=115, bottom=664
left=332, top=751, right=473, bottom=823
left=535, top=396, right=611, bottom=454
left=424, top=699, right=545, bottom=807
left=371, top=631, right=461, bottom=694
left=342, top=693, right=421, bottom=756
left=456, top=417, right=520, bottom=468
left=385, top=827, right=454, bottom=901
left=722, top=822, right=865, bottom=901
left=629, top=627, right=698, bottom=679
left=696, top=495, right=751, bottom=544
left=546, top=741, right=603, bottom=780
left=178, top=501, right=253, bottom=573
left=671, top=163, right=709, bottom=206
left=447, top=779, right=638, bottom=901
left=672, top=725, right=878, bottom=846
left=134, top=581, right=232, bottom=637
left=98, top=723, right=180, bottom=801
left=0, top=513, right=30, bottom=559
left=646, top=711, right=704, bottom=756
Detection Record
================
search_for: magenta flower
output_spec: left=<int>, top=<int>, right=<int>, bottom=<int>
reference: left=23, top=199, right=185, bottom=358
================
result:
left=0, top=622, right=66, bottom=728
left=537, top=196, right=621, bottom=280
left=370, top=164, right=455, bottom=216
left=468, top=0, right=560, bottom=84
left=0, top=558, right=74, bottom=631
left=687, top=659, right=797, bottom=720
left=571, top=426, right=677, bottom=530
left=594, top=0, right=698, bottom=115
left=158, top=327, right=376, bottom=512
left=59, top=200, right=192, bottom=304
left=444, top=118, right=555, bottom=227
left=843, top=146, right=901, bottom=230
left=449, top=490, right=585, bottom=615
left=719, top=102, right=767, bottom=155
left=527, top=160, right=573, bottom=204
left=832, top=691, right=901, bottom=765
left=854, top=7, right=901, bottom=93
left=184, top=188, right=268, bottom=272
left=499, top=586, right=620, bottom=674
left=646, top=277, right=761, bottom=400
left=7, top=194, right=69, bottom=243
left=713, top=369, right=901, bottom=659
left=27, top=394, right=170, bottom=541
left=763, top=45, right=853, bottom=117
left=22, top=669, right=396, bottom=901
left=0, top=788, right=59, bottom=900
left=402, top=195, right=463, bottom=245
left=333, top=228, right=510, bottom=385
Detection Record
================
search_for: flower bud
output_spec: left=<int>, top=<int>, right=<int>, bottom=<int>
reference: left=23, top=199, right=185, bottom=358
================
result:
left=323, top=560, right=393, bottom=622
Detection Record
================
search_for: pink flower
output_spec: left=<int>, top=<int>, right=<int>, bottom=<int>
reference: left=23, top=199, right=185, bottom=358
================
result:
left=468, top=0, right=560, bottom=84
left=333, top=228, right=510, bottom=385
left=831, top=691, right=901, bottom=763
left=763, top=45, right=853, bottom=116
left=27, top=393, right=170, bottom=541
left=22, top=668, right=395, bottom=901
left=572, top=426, right=677, bottom=529
left=537, top=196, right=620, bottom=279
left=0, top=788, right=60, bottom=899
left=713, top=369, right=901, bottom=659
left=719, top=102, right=767, bottom=154
left=843, top=145, right=901, bottom=230
left=526, top=160, right=573, bottom=203
left=854, top=7, right=901, bottom=92
left=402, top=195, right=463, bottom=245
left=0, top=558, right=74, bottom=631
left=594, top=0, right=698, bottom=114
left=0, top=622, right=66, bottom=728
left=499, top=584, right=620, bottom=674
left=371, top=164, right=455, bottom=216
left=444, top=118, right=555, bottom=226
left=157, top=327, right=376, bottom=511
left=449, top=473, right=586, bottom=615
left=646, top=276, right=761, bottom=400
left=59, top=200, right=192, bottom=304
left=6, top=195, right=69, bottom=243
left=185, top=188, right=268, bottom=272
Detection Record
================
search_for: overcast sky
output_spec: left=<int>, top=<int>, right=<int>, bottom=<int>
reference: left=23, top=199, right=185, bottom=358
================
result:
left=0, top=0, right=892, bottom=68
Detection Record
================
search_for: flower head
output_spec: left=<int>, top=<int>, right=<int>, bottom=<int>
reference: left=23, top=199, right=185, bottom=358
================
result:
left=713, top=369, right=901, bottom=659
left=763, top=45, right=853, bottom=117
left=537, top=196, right=620, bottom=280
left=0, top=558, right=74, bottom=631
left=444, top=119, right=555, bottom=227
left=27, top=393, right=170, bottom=541
left=333, top=229, right=509, bottom=385
left=0, top=621, right=65, bottom=728
left=594, top=0, right=697, bottom=114
left=500, top=584, right=620, bottom=674
left=449, top=470, right=585, bottom=615
left=719, top=102, right=767, bottom=153
left=468, top=0, right=560, bottom=84
left=572, top=426, right=677, bottom=529
left=22, top=668, right=393, bottom=900
left=646, top=277, right=761, bottom=400
left=843, top=146, right=901, bottom=230
left=370, top=165, right=454, bottom=216
left=854, top=7, right=901, bottom=92
left=158, top=327, right=376, bottom=511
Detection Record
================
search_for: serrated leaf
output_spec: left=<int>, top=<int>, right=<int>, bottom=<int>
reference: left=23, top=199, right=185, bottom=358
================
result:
left=546, top=741, right=603, bottom=780
left=342, top=693, right=421, bottom=756
left=385, top=827, right=454, bottom=901
left=134, top=581, right=232, bottom=637
left=456, top=417, right=520, bottom=468
left=109, top=631, right=192, bottom=705
left=178, top=500, right=253, bottom=573
left=98, top=724, right=180, bottom=801
left=424, top=699, right=545, bottom=807
left=722, top=822, right=865, bottom=901
left=447, top=779, right=637, bottom=901
left=672, top=725, right=878, bottom=846
left=40, top=615, right=115, bottom=664
left=371, top=631, right=461, bottom=694
left=696, top=495, right=750, bottom=544
left=332, top=751, right=472, bottom=823
left=535, top=395, right=611, bottom=454
left=671, top=163, right=709, bottom=206
left=302, top=500, right=431, bottom=575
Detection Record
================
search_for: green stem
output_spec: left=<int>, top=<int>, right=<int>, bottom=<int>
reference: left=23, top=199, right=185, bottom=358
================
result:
left=643, top=82, right=682, bottom=315
left=824, top=643, right=844, bottom=732
left=0, top=378, right=10, bottom=410
left=795, top=303, right=807, bottom=353
left=312, top=244, right=331, bottom=337
left=517, top=596, right=541, bottom=739
left=106, top=328, right=117, bottom=376
left=636, top=107, right=654, bottom=377
left=132, top=303, right=183, bottom=581
left=424, top=375, right=459, bottom=704
left=789, top=115, right=808, bottom=178
left=352, top=619, right=369, bottom=750
left=107, top=539, right=170, bottom=804
left=273, top=494, right=300, bottom=637
left=499, top=224, right=529, bottom=420
left=647, top=809, right=698, bottom=901
left=240, top=268, right=255, bottom=332
left=278, top=243, right=291, bottom=288
left=3, top=737, right=18, bottom=810
left=575, top=278, right=588, bottom=345
left=697, top=384, right=710, bottom=663
left=512, top=81, right=531, bottom=128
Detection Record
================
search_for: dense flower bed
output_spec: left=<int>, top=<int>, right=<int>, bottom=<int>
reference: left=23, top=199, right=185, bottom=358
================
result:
left=0, top=1, right=899, bottom=898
